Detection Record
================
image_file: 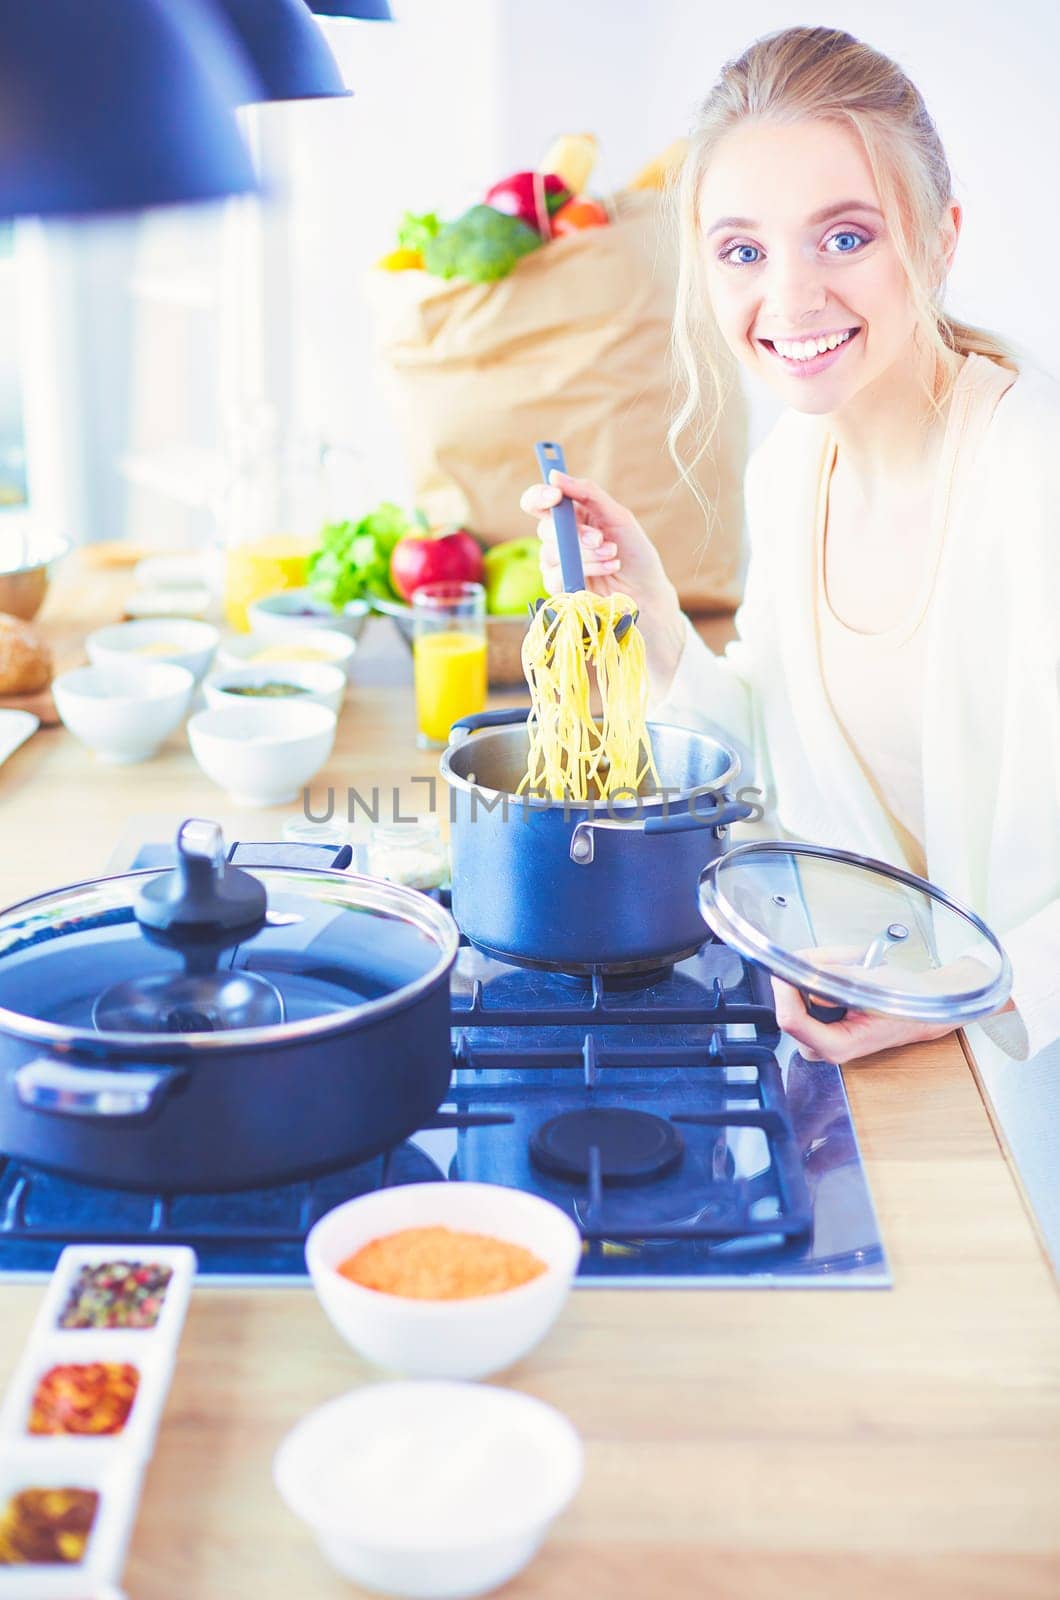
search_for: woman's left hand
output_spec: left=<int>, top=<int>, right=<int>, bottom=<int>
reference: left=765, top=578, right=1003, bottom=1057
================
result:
left=770, top=978, right=955, bottom=1063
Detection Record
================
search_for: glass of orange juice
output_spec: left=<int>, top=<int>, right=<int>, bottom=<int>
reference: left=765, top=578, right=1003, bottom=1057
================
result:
left=223, top=534, right=315, bottom=633
left=411, top=582, right=487, bottom=749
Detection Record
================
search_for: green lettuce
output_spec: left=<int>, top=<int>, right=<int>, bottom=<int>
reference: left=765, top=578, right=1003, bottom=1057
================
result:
left=307, top=502, right=427, bottom=607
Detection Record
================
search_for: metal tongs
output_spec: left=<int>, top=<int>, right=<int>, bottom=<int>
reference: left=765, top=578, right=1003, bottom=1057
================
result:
left=529, top=440, right=637, bottom=643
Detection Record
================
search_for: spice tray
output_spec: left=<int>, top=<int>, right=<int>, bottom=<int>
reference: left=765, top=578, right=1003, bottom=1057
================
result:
left=0, top=1245, right=195, bottom=1591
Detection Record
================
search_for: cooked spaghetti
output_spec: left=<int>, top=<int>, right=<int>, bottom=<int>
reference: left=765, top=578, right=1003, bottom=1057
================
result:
left=519, top=590, right=659, bottom=800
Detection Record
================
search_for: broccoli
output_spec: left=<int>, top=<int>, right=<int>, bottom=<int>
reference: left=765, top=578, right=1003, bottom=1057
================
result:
left=423, top=205, right=543, bottom=284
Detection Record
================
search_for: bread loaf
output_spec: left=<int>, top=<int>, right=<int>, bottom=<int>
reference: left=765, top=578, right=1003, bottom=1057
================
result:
left=0, top=613, right=53, bottom=694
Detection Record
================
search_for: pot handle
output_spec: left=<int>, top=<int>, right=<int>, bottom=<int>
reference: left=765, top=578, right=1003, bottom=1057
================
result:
left=642, top=797, right=752, bottom=836
left=570, top=796, right=752, bottom=864
left=448, top=707, right=531, bottom=742
left=14, top=1059, right=186, bottom=1120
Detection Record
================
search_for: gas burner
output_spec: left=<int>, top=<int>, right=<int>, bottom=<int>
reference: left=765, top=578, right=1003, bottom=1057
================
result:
left=466, top=937, right=702, bottom=982
left=529, top=1108, right=684, bottom=1186
left=550, top=963, right=675, bottom=993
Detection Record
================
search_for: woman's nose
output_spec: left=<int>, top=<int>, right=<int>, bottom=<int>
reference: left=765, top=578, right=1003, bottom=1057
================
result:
left=762, top=247, right=827, bottom=323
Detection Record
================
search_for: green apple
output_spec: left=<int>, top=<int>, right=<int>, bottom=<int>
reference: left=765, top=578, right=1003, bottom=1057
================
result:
left=483, top=537, right=540, bottom=571
left=483, top=539, right=547, bottom=614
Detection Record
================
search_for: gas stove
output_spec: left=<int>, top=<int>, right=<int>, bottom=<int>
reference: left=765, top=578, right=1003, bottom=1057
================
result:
left=0, top=924, right=889, bottom=1287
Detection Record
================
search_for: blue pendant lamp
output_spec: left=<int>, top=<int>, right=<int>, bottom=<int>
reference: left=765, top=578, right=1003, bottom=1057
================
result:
left=307, top=2, right=393, bottom=16
left=209, top=0, right=352, bottom=101
left=0, top=0, right=259, bottom=221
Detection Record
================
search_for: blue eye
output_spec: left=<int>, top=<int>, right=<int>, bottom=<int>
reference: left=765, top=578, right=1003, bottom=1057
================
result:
left=722, top=243, right=761, bottom=266
left=826, top=230, right=869, bottom=254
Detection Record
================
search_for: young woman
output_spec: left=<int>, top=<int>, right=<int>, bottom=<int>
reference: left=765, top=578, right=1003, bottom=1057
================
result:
left=522, top=26, right=1060, bottom=1063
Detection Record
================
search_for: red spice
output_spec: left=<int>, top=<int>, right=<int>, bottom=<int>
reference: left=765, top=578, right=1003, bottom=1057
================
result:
left=29, top=1362, right=139, bottom=1437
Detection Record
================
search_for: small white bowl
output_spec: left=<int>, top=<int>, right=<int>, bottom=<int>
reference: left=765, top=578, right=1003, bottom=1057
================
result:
left=53, top=662, right=194, bottom=764
left=204, top=660, right=346, bottom=717
left=217, top=627, right=356, bottom=684
left=305, top=1182, right=581, bottom=1380
left=87, top=617, right=219, bottom=685
left=187, top=700, right=337, bottom=807
left=247, top=587, right=370, bottom=645
left=273, top=1381, right=583, bottom=1600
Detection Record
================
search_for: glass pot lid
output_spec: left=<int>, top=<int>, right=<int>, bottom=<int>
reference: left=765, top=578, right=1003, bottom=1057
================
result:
left=698, top=842, right=1012, bottom=1023
left=0, top=820, right=458, bottom=1048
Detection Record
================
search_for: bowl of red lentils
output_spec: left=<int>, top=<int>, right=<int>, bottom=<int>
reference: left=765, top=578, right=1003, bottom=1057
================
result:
left=305, top=1183, right=581, bottom=1380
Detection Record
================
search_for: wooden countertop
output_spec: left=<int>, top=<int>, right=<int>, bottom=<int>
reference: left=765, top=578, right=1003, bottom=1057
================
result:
left=0, top=562, right=1057, bottom=1600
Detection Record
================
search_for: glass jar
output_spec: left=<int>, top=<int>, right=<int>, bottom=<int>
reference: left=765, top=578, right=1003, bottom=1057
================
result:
left=366, top=819, right=450, bottom=892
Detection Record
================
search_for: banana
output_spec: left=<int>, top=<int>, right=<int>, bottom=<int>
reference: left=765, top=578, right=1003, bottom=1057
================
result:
left=540, top=133, right=599, bottom=196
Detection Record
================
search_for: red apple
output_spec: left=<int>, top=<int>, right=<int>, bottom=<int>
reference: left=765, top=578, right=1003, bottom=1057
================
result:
left=389, top=527, right=484, bottom=602
left=484, top=172, right=571, bottom=235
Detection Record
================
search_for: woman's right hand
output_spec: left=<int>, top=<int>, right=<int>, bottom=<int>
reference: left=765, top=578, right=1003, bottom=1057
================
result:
left=519, top=468, right=687, bottom=694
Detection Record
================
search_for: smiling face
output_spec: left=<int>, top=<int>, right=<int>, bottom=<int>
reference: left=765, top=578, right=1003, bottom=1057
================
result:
left=700, top=117, right=945, bottom=416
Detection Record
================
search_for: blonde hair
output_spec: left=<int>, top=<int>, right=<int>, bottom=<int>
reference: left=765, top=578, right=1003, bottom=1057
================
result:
left=668, top=25, right=1017, bottom=498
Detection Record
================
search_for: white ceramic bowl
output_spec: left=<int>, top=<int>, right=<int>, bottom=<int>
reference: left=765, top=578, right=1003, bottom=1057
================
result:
left=273, top=1381, right=583, bottom=1600
left=217, top=627, right=357, bottom=684
left=187, top=700, right=337, bottom=807
left=87, top=617, right=219, bottom=685
left=247, top=587, right=370, bottom=644
left=53, top=662, right=194, bottom=763
left=305, top=1182, right=581, bottom=1380
left=204, top=660, right=346, bottom=717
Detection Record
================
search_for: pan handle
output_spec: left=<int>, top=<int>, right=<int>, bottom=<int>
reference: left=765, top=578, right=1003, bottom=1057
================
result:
left=14, top=1059, right=186, bottom=1120
left=570, top=797, right=751, bottom=864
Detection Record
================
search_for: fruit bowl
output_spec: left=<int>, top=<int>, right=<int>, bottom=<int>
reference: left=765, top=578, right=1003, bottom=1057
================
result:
left=373, top=598, right=527, bottom=687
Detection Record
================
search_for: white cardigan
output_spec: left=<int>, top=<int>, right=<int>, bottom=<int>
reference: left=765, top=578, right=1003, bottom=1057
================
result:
left=651, top=355, right=1060, bottom=1059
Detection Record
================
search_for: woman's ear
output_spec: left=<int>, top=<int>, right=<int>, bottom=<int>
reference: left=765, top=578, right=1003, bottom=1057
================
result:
left=939, top=200, right=962, bottom=276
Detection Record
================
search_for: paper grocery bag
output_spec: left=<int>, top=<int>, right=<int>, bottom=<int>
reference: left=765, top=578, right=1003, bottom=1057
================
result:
left=366, top=190, right=748, bottom=613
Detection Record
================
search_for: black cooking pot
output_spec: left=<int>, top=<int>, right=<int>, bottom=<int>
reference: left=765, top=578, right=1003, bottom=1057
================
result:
left=0, top=821, right=458, bottom=1192
left=439, top=708, right=753, bottom=972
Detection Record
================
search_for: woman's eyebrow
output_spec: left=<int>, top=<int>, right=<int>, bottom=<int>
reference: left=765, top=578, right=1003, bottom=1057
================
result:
left=706, top=200, right=884, bottom=236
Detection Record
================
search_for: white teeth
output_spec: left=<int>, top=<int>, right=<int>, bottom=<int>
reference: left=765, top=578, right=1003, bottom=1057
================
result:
left=770, top=329, right=853, bottom=362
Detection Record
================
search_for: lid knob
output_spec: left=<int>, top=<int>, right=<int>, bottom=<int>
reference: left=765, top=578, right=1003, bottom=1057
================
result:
left=135, top=820, right=267, bottom=946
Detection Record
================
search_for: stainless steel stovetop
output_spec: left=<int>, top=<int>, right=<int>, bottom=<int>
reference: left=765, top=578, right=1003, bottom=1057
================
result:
left=0, top=872, right=889, bottom=1287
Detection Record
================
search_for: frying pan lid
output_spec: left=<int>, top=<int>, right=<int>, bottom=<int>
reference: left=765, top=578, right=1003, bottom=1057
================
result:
left=698, top=841, right=1011, bottom=1022
left=0, top=822, right=458, bottom=1048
